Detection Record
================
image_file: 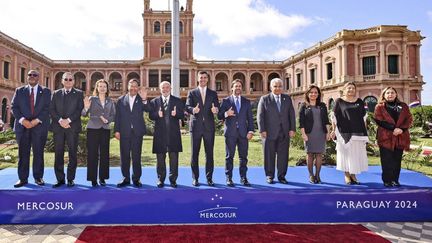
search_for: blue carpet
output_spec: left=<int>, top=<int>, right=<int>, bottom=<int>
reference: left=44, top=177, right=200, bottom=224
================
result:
left=1, top=166, right=431, bottom=190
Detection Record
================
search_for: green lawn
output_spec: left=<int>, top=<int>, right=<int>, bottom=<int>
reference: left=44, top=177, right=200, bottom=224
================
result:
left=1, top=135, right=431, bottom=177
left=414, top=138, right=432, bottom=147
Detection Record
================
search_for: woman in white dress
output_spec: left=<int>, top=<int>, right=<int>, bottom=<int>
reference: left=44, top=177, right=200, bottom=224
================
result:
left=330, top=82, right=368, bottom=185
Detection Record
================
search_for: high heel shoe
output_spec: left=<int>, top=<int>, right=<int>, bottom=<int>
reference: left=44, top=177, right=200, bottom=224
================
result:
left=350, top=175, right=360, bottom=185
left=309, top=175, right=316, bottom=184
left=344, top=175, right=352, bottom=185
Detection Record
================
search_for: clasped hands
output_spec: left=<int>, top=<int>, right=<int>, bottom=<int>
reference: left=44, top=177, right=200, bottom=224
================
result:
left=22, top=119, right=40, bottom=129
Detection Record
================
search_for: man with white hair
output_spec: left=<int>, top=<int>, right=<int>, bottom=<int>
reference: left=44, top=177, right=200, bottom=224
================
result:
left=257, top=78, right=296, bottom=184
left=49, top=72, right=84, bottom=188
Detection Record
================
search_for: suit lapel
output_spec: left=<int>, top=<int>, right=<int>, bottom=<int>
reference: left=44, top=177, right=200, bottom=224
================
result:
left=124, top=95, right=132, bottom=113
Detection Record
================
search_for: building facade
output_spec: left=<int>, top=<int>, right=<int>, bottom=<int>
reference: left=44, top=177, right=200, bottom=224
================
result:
left=0, top=0, right=425, bottom=126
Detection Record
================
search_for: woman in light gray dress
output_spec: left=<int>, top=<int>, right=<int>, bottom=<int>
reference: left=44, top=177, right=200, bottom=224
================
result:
left=299, top=85, right=331, bottom=184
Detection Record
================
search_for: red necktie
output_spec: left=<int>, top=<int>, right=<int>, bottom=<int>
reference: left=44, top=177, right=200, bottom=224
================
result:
left=30, top=87, right=35, bottom=116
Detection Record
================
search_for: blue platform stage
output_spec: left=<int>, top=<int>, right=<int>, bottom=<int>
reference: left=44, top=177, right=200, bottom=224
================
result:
left=0, top=166, right=431, bottom=224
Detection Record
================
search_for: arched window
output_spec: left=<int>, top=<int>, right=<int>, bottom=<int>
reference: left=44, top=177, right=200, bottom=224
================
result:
left=154, top=21, right=161, bottom=33
left=165, top=42, right=171, bottom=54
left=179, top=21, right=184, bottom=33
left=165, top=21, right=171, bottom=33
left=364, top=96, right=378, bottom=112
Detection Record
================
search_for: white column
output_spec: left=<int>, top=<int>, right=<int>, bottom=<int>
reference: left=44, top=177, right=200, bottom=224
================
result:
left=171, top=0, right=180, bottom=97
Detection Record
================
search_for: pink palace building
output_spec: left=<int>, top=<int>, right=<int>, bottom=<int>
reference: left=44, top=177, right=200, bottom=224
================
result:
left=0, top=0, right=425, bottom=126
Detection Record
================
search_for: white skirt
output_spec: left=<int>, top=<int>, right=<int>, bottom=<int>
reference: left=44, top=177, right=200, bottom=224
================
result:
left=332, top=113, right=369, bottom=174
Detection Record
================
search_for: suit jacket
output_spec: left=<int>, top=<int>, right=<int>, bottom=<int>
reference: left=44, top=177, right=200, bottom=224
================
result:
left=185, top=87, right=220, bottom=133
left=11, top=85, right=51, bottom=133
left=114, top=94, right=150, bottom=138
left=257, top=93, right=296, bottom=140
left=374, top=102, right=412, bottom=151
left=298, top=102, right=330, bottom=134
left=82, top=96, right=116, bottom=130
left=217, top=95, right=254, bottom=138
left=149, top=95, right=184, bottom=153
left=49, top=88, right=84, bottom=133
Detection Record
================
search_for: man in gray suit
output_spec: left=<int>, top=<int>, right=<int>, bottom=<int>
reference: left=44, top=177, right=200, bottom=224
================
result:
left=257, top=78, right=296, bottom=184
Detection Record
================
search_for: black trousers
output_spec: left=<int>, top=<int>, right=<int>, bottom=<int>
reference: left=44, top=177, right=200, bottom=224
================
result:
left=156, top=152, right=179, bottom=183
left=120, top=130, right=143, bottom=182
left=191, top=130, right=215, bottom=180
left=225, top=135, right=248, bottom=179
left=379, top=146, right=403, bottom=183
left=86, top=128, right=110, bottom=181
left=263, top=132, right=289, bottom=179
left=16, top=128, right=47, bottom=181
left=53, top=129, right=79, bottom=181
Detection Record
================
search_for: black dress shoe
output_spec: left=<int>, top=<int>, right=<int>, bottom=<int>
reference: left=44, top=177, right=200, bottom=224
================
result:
left=91, top=181, right=98, bottom=187
left=226, top=179, right=234, bottom=187
left=35, top=178, right=45, bottom=186
left=207, top=179, right=215, bottom=187
left=391, top=181, right=401, bottom=187
left=278, top=178, right=288, bottom=184
left=384, top=182, right=392, bottom=187
left=266, top=177, right=274, bottom=184
left=14, top=180, right=28, bottom=188
left=117, top=180, right=130, bottom=187
left=192, top=179, right=199, bottom=187
left=52, top=180, right=65, bottom=188
left=67, top=180, right=75, bottom=187
left=133, top=180, right=142, bottom=188
left=99, top=179, right=106, bottom=186
left=157, top=181, right=164, bottom=188
left=241, top=178, right=251, bottom=187
left=170, top=181, right=177, bottom=188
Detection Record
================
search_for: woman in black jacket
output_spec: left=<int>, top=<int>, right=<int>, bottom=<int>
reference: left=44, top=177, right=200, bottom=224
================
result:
left=299, top=85, right=331, bottom=183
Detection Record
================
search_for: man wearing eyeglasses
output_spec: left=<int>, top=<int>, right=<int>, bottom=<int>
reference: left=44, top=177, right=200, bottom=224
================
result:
left=257, top=78, right=296, bottom=185
left=11, top=70, right=51, bottom=188
left=49, top=72, right=84, bottom=188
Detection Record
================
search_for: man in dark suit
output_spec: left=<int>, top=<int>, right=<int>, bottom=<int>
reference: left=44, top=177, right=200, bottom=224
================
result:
left=257, top=78, right=296, bottom=184
left=149, top=81, right=184, bottom=188
left=114, top=79, right=150, bottom=188
left=186, top=71, right=220, bottom=186
left=11, top=70, right=51, bottom=188
left=50, top=72, right=84, bottom=188
left=218, top=79, right=254, bottom=187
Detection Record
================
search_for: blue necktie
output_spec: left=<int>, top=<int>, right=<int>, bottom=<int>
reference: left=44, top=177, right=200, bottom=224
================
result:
left=235, top=97, right=240, bottom=113
left=276, top=96, right=281, bottom=112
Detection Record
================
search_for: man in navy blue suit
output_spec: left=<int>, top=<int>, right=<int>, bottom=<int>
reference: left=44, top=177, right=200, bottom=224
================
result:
left=186, top=71, right=220, bottom=186
left=114, top=79, right=150, bottom=188
left=11, top=70, right=51, bottom=188
left=218, top=79, right=254, bottom=187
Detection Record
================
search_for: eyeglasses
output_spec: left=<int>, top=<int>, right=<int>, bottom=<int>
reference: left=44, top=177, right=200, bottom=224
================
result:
left=63, top=78, right=73, bottom=82
left=28, top=73, right=38, bottom=77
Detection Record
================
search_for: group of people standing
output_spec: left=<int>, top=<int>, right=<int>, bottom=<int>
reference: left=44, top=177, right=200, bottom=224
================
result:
left=11, top=69, right=412, bottom=189
left=299, top=82, right=413, bottom=187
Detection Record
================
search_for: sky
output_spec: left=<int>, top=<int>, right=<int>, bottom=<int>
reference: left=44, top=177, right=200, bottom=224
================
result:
left=0, top=0, right=431, bottom=103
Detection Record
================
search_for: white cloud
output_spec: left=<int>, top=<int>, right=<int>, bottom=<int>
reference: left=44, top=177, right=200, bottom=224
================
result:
left=0, top=0, right=142, bottom=50
left=193, top=53, right=212, bottom=60
left=194, top=0, right=314, bottom=45
left=265, top=41, right=307, bottom=60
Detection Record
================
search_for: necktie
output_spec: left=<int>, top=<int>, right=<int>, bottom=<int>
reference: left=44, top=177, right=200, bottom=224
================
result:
left=163, top=98, right=168, bottom=111
left=65, top=89, right=70, bottom=95
left=235, top=97, right=240, bottom=113
left=276, top=95, right=281, bottom=112
left=29, top=87, right=35, bottom=116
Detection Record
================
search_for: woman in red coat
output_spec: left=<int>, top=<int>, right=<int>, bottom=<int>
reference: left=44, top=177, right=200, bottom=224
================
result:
left=374, top=87, right=413, bottom=187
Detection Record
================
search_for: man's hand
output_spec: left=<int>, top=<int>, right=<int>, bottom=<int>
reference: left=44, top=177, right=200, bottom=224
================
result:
left=211, top=103, right=218, bottom=114
left=171, top=106, right=177, bottom=117
left=22, top=119, right=33, bottom=129
left=30, top=119, right=40, bottom=127
left=138, top=87, right=147, bottom=101
left=260, top=131, right=267, bottom=139
left=115, top=132, right=120, bottom=140
left=247, top=133, right=253, bottom=140
left=193, top=104, right=200, bottom=114
left=158, top=107, right=163, bottom=118
left=301, top=133, right=308, bottom=142
left=289, top=131, right=295, bottom=138
left=226, top=107, right=235, bottom=117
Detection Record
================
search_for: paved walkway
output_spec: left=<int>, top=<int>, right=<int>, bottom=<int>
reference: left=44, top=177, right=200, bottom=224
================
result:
left=1, top=222, right=431, bottom=242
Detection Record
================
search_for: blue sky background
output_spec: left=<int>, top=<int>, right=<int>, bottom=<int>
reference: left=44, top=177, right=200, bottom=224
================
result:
left=0, top=0, right=431, bottom=103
